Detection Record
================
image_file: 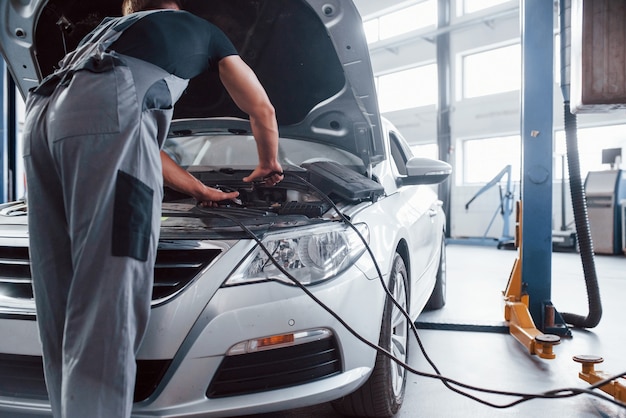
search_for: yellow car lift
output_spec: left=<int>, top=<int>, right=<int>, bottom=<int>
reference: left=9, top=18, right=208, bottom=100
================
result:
left=503, top=202, right=562, bottom=359
left=573, top=355, right=626, bottom=404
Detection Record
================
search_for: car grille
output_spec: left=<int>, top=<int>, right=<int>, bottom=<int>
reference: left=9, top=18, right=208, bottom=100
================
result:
left=0, top=247, right=31, bottom=300
left=0, top=354, right=170, bottom=403
left=152, top=248, right=221, bottom=301
left=0, top=246, right=221, bottom=305
left=206, top=336, right=342, bottom=398
left=0, top=354, right=47, bottom=400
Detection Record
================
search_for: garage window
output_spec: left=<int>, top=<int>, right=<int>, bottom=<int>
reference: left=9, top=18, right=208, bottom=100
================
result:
left=362, top=0, right=436, bottom=44
left=554, top=124, right=626, bottom=180
left=458, top=0, right=512, bottom=15
left=462, top=135, right=520, bottom=184
left=460, top=43, right=520, bottom=99
left=377, top=64, right=438, bottom=112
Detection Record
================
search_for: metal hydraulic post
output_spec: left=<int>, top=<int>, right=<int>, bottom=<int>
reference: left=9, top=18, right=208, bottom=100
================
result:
left=503, top=0, right=569, bottom=360
left=518, top=0, right=568, bottom=337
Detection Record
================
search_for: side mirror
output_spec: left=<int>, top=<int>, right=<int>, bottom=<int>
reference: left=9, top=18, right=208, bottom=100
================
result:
left=399, top=157, right=452, bottom=185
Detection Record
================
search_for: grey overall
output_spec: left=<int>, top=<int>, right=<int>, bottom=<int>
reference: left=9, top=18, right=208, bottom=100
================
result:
left=22, top=11, right=188, bottom=418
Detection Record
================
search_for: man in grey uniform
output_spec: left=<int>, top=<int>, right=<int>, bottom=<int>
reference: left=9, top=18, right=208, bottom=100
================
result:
left=22, top=0, right=283, bottom=416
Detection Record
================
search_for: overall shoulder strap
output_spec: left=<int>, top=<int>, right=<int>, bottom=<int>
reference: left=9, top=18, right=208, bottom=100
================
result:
left=31, top=10, right=170, bottom=96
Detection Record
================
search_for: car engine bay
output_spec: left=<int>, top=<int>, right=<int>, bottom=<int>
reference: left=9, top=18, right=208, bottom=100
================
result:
left=165, top=161, right=384, bottom=213
left=160, top=161, right=385, bottom=236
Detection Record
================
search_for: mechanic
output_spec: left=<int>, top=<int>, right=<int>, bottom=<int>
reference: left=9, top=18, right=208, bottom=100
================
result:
left=22, top=0, right=283, bottom=416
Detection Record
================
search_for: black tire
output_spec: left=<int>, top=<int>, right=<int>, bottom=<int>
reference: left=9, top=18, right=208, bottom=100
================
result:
left=424, top=236, right=446, bottom=310
left=332, top=254, right=409, bottom=417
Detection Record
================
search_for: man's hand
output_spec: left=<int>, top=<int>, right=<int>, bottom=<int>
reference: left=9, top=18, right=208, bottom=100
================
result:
left=195, top=186, right=240, bottom=207
left=243, top=167, right=284, bottom=186
left=161, top=151, right=241, bottom=206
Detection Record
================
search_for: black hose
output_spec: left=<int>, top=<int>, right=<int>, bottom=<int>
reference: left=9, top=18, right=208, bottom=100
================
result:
left=558, top=0, right=602, bottom=328
left=560, top=102, right=602, bottom=328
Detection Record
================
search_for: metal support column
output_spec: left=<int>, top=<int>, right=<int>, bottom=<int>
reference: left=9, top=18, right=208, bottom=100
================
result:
left=0, top=61, right=18, bottom=203
left=0, top=61, right=8, bottom=203
left=436, top=0, right=452, bottom=237
left=520, top=0, right=559, bottom=332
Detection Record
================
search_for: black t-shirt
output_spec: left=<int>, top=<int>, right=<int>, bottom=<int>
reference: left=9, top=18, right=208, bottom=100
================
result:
left=108, top=10, right=238, bottom=79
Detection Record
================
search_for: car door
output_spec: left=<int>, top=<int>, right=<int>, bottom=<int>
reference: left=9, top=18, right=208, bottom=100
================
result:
left=388, top=130, right=441, bottom=304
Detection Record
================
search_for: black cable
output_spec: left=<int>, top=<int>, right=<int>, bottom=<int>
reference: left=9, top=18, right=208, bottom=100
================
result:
left=201, top=205, right=626, bottom=409
left=194, top=172, right=626, bottom=410
left=274, top=173, right=540, bottom=404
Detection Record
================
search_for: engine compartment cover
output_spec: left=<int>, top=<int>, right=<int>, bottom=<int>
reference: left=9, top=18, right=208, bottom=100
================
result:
left=302, top=161, right=384, bottom=203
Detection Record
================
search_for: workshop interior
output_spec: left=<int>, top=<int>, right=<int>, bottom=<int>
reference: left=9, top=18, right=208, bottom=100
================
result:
left=0, top=0, right=625, bottom=417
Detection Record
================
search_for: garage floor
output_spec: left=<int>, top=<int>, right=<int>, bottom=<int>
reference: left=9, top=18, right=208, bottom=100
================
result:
left=242, top=244, right=626, bottom=418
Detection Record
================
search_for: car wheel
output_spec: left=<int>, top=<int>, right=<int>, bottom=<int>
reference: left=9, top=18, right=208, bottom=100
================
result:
left=332, top=253, right=409, bottom=418
left=424, top=235, right=446, bottom=310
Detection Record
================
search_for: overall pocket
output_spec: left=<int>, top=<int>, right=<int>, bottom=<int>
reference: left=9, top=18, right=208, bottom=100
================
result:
left=112, top=170, right=154, bottom=261
left=48, top=66, right=121, bottom=141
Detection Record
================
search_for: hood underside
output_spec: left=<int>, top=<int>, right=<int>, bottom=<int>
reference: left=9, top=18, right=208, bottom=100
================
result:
left=0, top=0, right=385, bottom=165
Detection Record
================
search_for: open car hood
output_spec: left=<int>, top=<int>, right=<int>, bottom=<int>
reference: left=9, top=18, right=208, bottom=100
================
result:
left=0, top=0, right=384, bottom=166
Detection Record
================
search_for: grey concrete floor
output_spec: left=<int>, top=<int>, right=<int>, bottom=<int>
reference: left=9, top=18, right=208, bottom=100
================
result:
left=241, top=244, right=626, bottom=417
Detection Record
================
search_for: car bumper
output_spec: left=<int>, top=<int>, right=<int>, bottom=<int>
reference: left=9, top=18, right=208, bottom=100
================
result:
left=0, top=252, right=387, bottom=417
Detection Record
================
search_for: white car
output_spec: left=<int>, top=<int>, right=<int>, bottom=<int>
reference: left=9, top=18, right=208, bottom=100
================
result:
left=0, top=0, right=449, bottom=417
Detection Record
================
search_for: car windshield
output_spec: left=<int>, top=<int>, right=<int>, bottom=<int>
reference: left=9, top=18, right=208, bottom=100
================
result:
left=163, top=134, right=365, bottom=170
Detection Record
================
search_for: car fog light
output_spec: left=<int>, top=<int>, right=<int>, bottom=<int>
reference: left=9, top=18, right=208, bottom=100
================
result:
left=227, top=328, right=332, bottom=355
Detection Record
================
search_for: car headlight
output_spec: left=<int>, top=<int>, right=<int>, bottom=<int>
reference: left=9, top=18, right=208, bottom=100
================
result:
left=225, top=223, right=369, bottom=286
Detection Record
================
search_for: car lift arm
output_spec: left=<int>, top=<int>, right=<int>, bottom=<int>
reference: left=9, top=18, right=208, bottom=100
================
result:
left=503, top=202, right=563, bottom=359
left=573, top=355, right=626, bottom=404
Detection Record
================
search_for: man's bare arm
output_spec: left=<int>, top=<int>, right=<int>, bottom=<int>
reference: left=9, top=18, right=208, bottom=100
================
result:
left=160, top=151, right=239, bottom=205
left=218, top=55, right=283, bottom=184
